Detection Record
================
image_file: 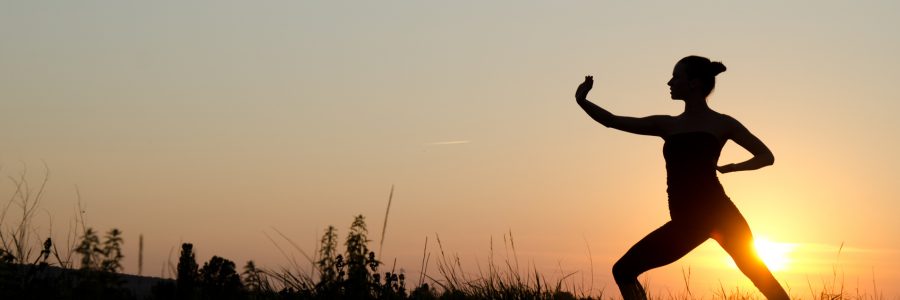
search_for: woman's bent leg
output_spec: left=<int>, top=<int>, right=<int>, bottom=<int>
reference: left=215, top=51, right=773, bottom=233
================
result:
left=613, top=220, right=710, bottom=300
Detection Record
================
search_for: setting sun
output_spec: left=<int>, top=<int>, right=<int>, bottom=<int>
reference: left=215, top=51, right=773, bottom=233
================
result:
left=725, top=237, right=795, bottom=272
left=753, top=238, right=795, bottom=272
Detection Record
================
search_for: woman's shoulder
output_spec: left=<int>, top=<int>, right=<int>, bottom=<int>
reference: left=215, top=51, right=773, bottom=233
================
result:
left=715, top=112, right=743, bottom=127
left=712, top=112, right=749, bottom=139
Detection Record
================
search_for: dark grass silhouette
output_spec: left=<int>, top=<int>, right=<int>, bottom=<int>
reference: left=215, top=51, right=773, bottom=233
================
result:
left=0, top=170, right=887, bottom=299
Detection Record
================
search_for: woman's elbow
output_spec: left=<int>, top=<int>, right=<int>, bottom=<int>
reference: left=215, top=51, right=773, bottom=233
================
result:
left=763, top=154, right=775, bottom=166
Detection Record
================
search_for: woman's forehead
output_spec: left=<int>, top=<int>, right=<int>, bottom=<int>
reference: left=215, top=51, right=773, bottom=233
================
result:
left=673, top=63, right=687, bottom=74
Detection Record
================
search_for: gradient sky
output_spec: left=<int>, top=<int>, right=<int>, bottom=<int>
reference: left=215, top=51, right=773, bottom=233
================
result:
left=2, top=1, right=899, bottom=297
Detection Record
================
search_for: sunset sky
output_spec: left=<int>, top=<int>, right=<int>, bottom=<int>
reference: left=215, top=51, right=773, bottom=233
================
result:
left=2, top=1, right=899, bottom=297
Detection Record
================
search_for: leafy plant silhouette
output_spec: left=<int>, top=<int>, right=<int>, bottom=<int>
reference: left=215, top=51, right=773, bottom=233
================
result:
left=307, top=214, right=412, bottom=299
left=242, top=260, right=271, bottom=293
left=199, top=255, right=242, bottom=299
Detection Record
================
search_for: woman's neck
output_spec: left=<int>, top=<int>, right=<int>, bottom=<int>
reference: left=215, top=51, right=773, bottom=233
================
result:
left=683, top=98, right=710, bottom=115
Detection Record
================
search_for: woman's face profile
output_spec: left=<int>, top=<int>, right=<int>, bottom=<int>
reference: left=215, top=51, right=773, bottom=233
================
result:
left=667, top=63, right=690, bottom=100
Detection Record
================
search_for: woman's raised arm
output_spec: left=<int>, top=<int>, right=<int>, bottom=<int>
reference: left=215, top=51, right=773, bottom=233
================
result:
left=576, top=76, right=668, bottom=137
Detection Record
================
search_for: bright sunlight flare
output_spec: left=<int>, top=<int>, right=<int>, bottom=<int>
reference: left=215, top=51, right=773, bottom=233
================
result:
left=753, top=237, right=795, bottom=271
left=725, top=236, right=796, bottom=272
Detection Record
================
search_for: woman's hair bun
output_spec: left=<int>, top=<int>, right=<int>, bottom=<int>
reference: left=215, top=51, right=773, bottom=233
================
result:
left=678, top=55, right=724, bottom=95
left=709, top=61, right=727, bottom=76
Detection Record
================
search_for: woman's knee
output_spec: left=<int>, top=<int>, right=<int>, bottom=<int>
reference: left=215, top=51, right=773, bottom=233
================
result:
left=612, top=258, right=639, bottom=283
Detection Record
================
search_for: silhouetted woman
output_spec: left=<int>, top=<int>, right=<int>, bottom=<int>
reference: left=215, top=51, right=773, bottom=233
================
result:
left=575, top=56, right=789, bottom=300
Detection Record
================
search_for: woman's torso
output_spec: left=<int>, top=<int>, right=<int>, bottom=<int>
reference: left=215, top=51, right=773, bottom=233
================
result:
left=661, top=114, right=733, bottom=219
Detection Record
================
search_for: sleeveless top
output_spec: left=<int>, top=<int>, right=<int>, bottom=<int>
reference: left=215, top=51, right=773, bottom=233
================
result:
left=663, top=131, right=730, bottom=218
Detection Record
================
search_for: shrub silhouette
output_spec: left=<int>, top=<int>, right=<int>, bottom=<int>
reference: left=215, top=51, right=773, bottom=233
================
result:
left=242, top=260, right=270, bottom=293
left=315, top=225, right=341, bottom=297
left=69, top=228, right=132, bottom=299
left=308, top=214, right=413, bottom=299
left=199, top=255, right=242, bottom=299
left=75, top=228, right=101, bottom=270
left=100, top=229, right=124, bottom=273
left=344, top=214, right=380, bottom=299
left=177, top=243, right=200, bottom=299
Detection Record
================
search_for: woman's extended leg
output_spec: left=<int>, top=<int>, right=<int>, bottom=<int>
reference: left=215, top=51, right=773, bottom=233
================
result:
left=613, top=220, right=710, bottom=300
left=714, top=213, right=790, bottom=300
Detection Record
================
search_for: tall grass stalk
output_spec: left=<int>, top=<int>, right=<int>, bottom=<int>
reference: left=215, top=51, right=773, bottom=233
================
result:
left=583, top=235, right=595, bottom=297
left=269, top=227, right=316, bottom=274
left=418, top=236, right=429, bottom=287
left=378, top=184, right=394, bottom=262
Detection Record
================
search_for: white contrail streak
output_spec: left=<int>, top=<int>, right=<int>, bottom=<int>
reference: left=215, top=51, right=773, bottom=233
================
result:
left=428, top=140, right=471, bottom=145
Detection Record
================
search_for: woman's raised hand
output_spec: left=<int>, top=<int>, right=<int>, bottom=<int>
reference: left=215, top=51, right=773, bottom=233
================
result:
left=575, top=75, right=594, bottom=101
